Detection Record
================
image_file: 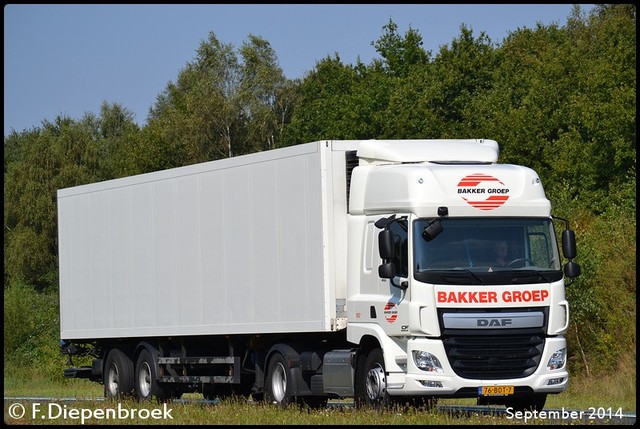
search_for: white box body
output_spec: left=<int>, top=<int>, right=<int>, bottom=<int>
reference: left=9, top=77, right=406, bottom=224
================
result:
left=58, top=141, right=357, bottom=340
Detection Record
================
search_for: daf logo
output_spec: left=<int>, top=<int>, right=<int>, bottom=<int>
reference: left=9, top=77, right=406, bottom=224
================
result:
left=442, top=312, right=543, bottom=329
left=477, top=318, right=512, bottom=327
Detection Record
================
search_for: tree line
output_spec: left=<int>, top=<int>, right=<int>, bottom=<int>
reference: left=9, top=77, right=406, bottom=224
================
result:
left=4, top=4, right=635, bottom=378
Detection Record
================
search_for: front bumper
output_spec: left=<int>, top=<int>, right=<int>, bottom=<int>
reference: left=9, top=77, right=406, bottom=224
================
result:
left=386, top=336, right=568, bottom=397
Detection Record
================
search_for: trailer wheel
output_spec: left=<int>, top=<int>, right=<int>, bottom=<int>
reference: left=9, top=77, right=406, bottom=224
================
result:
left=264, top=353, right=294, bottom=407
left=135, top=348, right=172, bottom=401
left=354, top=348, right=391, bottom=409
left=104, top=348, right=134, bottom=399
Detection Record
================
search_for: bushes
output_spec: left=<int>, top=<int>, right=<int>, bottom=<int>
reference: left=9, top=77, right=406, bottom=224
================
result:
left=4, top=283, right=64, bottom=381
left=564, top=208, right=636, bottom=376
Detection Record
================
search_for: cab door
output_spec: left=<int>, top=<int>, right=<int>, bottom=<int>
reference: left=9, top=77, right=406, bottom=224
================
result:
left=377, top=216, right=411, bottom=336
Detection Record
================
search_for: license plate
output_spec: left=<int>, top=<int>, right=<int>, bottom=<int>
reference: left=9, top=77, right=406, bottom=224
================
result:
left=479, top=385, right=515, bottom=396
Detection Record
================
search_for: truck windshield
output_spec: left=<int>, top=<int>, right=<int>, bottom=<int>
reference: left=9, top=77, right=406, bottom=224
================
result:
left=413, top=218, right=563, bottom=285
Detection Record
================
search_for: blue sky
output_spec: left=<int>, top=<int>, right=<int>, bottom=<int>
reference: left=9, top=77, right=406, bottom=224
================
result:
left=4, top=4, right=596, bottom=137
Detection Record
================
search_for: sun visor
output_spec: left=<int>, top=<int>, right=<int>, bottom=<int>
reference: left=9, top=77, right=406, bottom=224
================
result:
left=357, top=139, right=499, bottom=165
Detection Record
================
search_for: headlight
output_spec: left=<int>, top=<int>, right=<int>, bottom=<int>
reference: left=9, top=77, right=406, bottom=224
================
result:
left=547, top=347, right=566, bottom=370
left=412, top=351, right=444, bottom=373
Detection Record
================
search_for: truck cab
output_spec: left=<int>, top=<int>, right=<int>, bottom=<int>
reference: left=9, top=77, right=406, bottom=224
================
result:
left=344, top=139, right=580, bottom=410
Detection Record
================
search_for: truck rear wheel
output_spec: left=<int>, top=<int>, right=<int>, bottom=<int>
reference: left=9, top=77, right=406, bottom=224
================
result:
left=354, top=348, right=391, bottom=409
left=104, top=348, right=134, bottom=399
left=135, top=348, right=172, bottom=401
left=264, top=353, right=294, bottom=407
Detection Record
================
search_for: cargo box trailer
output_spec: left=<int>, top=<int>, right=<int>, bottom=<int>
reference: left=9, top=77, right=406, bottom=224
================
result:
left=58, top=139, right=580, bottom=411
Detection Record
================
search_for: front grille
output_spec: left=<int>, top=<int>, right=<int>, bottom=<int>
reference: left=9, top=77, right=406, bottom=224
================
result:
left=443, top=334, right=544, bottom=379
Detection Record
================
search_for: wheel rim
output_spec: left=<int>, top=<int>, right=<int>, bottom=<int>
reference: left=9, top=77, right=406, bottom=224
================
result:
left=365, top=364, right=386, bottom=402
left=271, top=362, right=287, bottom=403
left=107, top=364, right=119, bottom=396
left=138, top=361, right=152, bottom=398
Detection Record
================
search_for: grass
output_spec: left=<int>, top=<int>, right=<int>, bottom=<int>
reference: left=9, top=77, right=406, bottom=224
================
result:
left=4, top=359, right=635, bottom=425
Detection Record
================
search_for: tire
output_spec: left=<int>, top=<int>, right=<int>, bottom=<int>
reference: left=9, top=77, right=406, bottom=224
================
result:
left=135, top=348, right=172, bottom=402
left=354, top=348, right=391, bottom=409
left=104, top=348, right=135, bottom=399
left=264, top=353, right=294, bottom=407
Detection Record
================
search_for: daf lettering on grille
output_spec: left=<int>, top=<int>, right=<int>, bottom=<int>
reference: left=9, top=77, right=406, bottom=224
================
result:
left=477, top=318, right=512, bottom=327
left=442, top=312, right=544, bottom=329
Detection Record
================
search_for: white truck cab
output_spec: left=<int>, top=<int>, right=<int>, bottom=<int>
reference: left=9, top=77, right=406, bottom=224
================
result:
left=344, top=139, right=579, bottom=410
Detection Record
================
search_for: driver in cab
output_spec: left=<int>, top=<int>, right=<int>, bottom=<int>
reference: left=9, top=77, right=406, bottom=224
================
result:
left=491, top=240, right=509, bottom=268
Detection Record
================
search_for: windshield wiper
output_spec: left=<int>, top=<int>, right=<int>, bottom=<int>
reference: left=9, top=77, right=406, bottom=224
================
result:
left=441, top=269, right=485, bottom=285
left=510, top=270, right=553, bottom=283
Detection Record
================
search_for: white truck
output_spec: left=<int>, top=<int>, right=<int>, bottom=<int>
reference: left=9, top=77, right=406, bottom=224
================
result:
left=58, top=139, right=580, bottom=411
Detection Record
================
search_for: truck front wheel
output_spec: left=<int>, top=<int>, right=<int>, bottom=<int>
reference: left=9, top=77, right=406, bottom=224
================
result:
left=354, top=348, right=391, bottom=409
left=264, top=353, right=294, bottom=407
left=104, top=348, right=134, bottom=399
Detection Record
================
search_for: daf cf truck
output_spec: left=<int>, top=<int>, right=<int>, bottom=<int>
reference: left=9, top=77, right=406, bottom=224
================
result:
left=58, top=139, right=580, bottom=411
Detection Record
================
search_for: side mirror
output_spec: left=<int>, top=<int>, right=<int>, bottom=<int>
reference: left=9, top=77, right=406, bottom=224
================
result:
left=422, top=219, right=443, bottom=242
left=562, top=229, right=577, bottom=259
left=564, top=261, right=581, bottom=279
left=378, top=229, right=395, bottom=260
left=378, top=262, right=396, bottom=279
left=561, top=228, right=580, bottom=279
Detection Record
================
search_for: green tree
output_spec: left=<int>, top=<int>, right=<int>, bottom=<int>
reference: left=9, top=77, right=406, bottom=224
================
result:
left=146, top=32, right=293, bottom=164
left=4, top=116, right=101, bottom=288
left=372, top=19, right=430, bottom=77
left=4, top=104, right=139, bottom=289
left=370, top=20, right=434, bottom=138
left=283, top=19, right=433, bottom=143
left=427, top=25, right=497, bottom=137
left=281, top=55, right=361, bottom=144
left=86, top=102, right=141, bottom=178
left=147, top=32, right=242, bottom=165
left=471, top=4, right=635, bottom=215
left=239, top=34, right=292, bottom=152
